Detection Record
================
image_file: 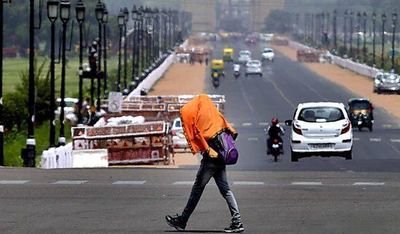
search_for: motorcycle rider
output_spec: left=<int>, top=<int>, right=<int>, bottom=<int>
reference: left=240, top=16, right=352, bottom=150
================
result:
left=266, top=118, right=285, bottom=155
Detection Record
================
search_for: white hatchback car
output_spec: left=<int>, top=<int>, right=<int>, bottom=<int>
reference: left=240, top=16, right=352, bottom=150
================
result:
left=261, top=48, right=275, bottom=62
left=285, top=102, right=353, bottom=162
left=170, top=117, right=189, bottom=150
left=245, top=60, right=262, bottom=77
left=238, top=50, right=252, bottom=64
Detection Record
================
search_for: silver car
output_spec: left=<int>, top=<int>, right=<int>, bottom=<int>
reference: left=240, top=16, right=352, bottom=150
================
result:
left=238, top=50, right=251, bottom=64
left=245, top=60, right=262, bottom=77
left=374, top=72, right=400, bottom=94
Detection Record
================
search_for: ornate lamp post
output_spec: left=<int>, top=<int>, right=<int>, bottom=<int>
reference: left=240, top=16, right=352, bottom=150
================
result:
left=102, top=4, right=108, bottom=97
left=391, top=13, right=397, bottom=70
left=349, top=11, right=354, bottom=58
left=372, top=12, right=377, bottom=66
left=363, top=12, right=367, bottom=63
left=123, top=7, right=129, bottom=93
left=333, top=10, right=337, bottom=51
left=382, top=13, right=387, bottom=69
left=131, top=5, right=140, bottom=88
left=95, top=0, right=104, bottom=112
left=58, top=0, right=70, bottom=146
left=344, top=10, right=348, bottom=57
left=75, top=0, right=85, bottom=125
left=356, top=12, right=361, bottom=61
left=47, top=0, right=59, bottom=147
left=117, top=9, right=124, bottom=92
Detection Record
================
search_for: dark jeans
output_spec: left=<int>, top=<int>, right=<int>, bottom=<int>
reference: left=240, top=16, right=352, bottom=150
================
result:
left=181, top=157, right=241, bottom=224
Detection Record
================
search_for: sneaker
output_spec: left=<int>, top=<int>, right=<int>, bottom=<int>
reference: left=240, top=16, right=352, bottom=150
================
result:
left=165, top=214, right=186, bottom=231
left=224, top=222, right=244, bottom=233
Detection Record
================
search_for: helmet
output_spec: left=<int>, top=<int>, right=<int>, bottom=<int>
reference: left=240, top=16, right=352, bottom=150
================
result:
left=271, top=118, right=279, bottom=126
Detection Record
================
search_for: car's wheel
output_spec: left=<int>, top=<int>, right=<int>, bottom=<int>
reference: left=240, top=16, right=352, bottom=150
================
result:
left=291, top=149, right=298, bottom=162
left=259, top=73, right=263, bottom=77
left=344, top=150, right=352, bottom=160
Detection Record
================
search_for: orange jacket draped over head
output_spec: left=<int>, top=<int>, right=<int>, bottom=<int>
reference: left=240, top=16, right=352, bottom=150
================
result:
left=180, top=94, right=237, bottom=155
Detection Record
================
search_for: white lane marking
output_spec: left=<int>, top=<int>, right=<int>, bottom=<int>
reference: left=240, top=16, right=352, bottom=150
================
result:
left=291, top=182, right=322, bottom=186
left=353, top=137, right=360, bottom=141
left=353, top=182, right=385, bottom=186
left=242, top=123, right=252, bottom=126
left=390, top=139, right=400, bottom=143
left=383, top=124, right=393, bottom=128
left=0, top=180, right=29, bottom=185
left=112, top=181, right=146, bottom=185
left=233, top=181, right=264, bottom=185
left=53, top=180, right=88, bottom=185
left=259, top=122, right=269, bottom=126
left=370, top=138, right=381, bottom=142
left=173, top=181, right=194, bottom=185
left=248, top=137, right=259, bottom=141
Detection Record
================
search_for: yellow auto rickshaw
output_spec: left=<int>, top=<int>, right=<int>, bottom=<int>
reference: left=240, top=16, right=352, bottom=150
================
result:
left=223, top=48, right=234, bottom=62
left=211, top=59, right=224, bottom=76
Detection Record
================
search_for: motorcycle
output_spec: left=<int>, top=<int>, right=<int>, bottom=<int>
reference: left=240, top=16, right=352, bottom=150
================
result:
left=233, top=64, right=240, bottom=79
left=212, top=71, right=220, bottom=88
left=269, top=138, right=283, bottom=162
left=355, top=113, right=374, bottom=131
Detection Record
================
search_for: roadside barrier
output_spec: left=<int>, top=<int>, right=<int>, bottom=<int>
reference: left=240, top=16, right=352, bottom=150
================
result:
left=41, top=143, right=73, bottom=169
left=288, top=40, right=380, bottom=79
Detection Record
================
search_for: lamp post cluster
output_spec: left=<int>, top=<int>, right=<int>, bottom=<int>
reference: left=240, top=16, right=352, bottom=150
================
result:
left=0, top=1, right=191, bottom=167
left=116, top=5, right=191, bottom=94
left=300, top=10, right=398, bottom=70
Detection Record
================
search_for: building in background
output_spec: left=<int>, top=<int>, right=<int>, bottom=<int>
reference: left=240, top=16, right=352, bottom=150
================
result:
left=180, top=0, right=284, bottom=32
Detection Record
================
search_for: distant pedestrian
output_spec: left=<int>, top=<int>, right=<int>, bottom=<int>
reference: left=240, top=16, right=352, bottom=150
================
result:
left=165, top=94, right=244, bottom=233
left=205, top=56, right=209, bottom=66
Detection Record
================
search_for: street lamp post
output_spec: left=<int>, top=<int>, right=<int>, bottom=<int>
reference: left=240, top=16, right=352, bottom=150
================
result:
left=102, top=4, right=108, bottom=97
left=391, top=13, right=397, bottom=70
left=123, top=7, right=129, bottom=93
left=344, top=10, right=348, bottom=57
left=95, top=1, right=104, bottom=112
left=131, top=5, right=139, bottom=88
left=58, top=0, right=70, bottom=146
left=356, top=12, right=361, bottom=61
left=382, top=14, right=387, bottom=69
left=0, top=0, right=4, bottom=166
left=47, top=0, right=59, bottom=147
left=75, top=0, right=85, bottom=125
left=117, top=9, right=124, bottom=92
left=349, top=12, right=354, bottom=58
left=333, top=10, right=337, bottom=51
left=372, top=12, right=377, bottom=66
left=363, top=12, right=367, bottom=63
left=139, top=6, right=145, bottom=80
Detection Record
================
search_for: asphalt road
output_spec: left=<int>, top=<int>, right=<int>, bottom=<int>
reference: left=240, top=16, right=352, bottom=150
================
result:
left=206, top=39, right=400, bottom=172
left=2, top=39, right=400, bottom=233
left=1, top=168, right=400, bottom=233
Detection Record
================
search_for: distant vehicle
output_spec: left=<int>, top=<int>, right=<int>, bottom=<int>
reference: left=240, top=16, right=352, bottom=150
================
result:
left=245, top=35, right=257, bottom=44
left=285, top=102, right=353, bottom=162
left=55, top=97, right=78, bottom=116
left=245, top=60, right=262, bottom=77
left=238, top=50, right=252, bottom=64
left=259, top=33, right=274, bottom=42
left=55, top=97, right=79, bottom=124
left=170, top=117, right=188, bottom=150
left=373, top=72, right=400, bottom=94
left=261, top=48, right=275, bottom=62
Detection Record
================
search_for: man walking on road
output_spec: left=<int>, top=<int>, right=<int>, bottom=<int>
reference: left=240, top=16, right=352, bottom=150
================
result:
left=165, top=95, right=244, bottom=233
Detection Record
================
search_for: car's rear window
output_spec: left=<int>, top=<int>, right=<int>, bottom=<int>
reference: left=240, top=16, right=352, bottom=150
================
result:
left=350, top=101, right=370, bottom=109
left=240, top=51, right=250, bottom=56
left=298, top=107, right=344, bottom=122
left=264, top=49, right=273, bottom=53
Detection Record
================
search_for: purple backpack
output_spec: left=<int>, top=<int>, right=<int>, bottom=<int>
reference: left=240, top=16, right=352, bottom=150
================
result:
left=217, top=132, right=239, bottom=165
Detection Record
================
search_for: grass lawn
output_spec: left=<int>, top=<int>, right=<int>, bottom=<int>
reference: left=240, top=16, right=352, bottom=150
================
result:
left=4, top=121, right=72, bottom=167
left=3, top=56, right=118, bottom=97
